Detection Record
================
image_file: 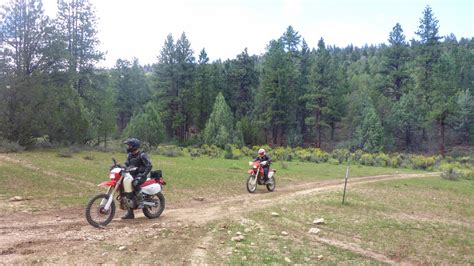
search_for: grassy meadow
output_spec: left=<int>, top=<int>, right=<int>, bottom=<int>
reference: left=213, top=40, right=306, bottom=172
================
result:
left=207, top=177, right=474, bottom=264
left=1, top=149, right=421, bottom=211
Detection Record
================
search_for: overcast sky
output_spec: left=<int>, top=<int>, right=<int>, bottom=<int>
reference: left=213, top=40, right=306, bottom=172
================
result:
left=5, top=0, right=473, bottom=67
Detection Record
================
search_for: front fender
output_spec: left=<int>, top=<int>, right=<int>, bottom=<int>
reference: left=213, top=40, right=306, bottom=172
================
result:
left=98, top=180, right=116, bottom=187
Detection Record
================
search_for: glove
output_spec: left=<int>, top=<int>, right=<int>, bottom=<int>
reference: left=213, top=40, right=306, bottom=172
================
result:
left=132, top=178, right=141, bottom=189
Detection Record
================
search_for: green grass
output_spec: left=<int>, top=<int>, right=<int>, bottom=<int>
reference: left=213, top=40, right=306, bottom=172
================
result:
left=214, top=176, right=474, bottom=264
left=1, top=150, right=423, bottom=210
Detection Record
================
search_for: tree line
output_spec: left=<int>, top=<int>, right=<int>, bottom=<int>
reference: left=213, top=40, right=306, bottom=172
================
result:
left=1, top=0, right=473, bottom=156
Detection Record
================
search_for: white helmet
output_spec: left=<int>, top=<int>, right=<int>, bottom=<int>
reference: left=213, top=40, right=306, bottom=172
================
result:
left=258, top=148, right=266, bottom=156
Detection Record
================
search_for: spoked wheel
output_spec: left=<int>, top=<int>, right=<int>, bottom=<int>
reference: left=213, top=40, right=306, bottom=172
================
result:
left=85, top=193, right=115, bottom=228
left=266, top=177, right=276, bottom=192
left=247, top=175, right=257, bottom=193
left=142, top=192, right=165, bottom=219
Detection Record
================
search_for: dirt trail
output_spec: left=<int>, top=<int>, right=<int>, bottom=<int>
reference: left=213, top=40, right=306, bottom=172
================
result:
left=0, top=169, right=437, bottom=264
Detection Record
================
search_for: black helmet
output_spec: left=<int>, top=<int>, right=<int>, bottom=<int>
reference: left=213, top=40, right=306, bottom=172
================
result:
left=123, top=138, right=141, bottom=152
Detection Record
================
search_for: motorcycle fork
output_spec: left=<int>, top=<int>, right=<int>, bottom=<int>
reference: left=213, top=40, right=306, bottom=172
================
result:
left=103, top=176, right=123, bottom=211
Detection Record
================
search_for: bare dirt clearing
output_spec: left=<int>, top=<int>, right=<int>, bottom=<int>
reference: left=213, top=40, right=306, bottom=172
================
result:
left=0, top=170, right=437, bottom=264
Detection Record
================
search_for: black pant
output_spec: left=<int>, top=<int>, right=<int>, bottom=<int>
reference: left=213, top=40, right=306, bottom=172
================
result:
left=263, top=167, right=269, bottom=180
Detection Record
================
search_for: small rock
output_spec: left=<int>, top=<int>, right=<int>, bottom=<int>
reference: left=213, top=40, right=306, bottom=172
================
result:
left=308, top=228, right=321, bottom=234
left=270, top=235, right=278, bottom=240
left=313, top=218, right=325, bottom=225
left=304, top=257, right=311, bottom=262
left=281, top=231, right=289, bottom=236
left=197, top=245, right=206, bottom=250
left=118, top=246, right=127, bottom=251
left=271, top=212, right=280, bottom=217
left=317, top=255, right=324, bottom=260
left=226, top=251, right=232, bottom=256
left=242, top=256, right=247, bottom=261
left=220, top=241, right=225, bottom=244
left=231, top=235, right=246, bottom=242
left=236, top=231, right=242, bottom=236
left=56, top=217, right=62, bottom=222
left=151, top=223, right=161, bottom=229
left=250, top=242, right=255, bottom=246
left=101, top=252, right=108, bottom=256
left=284, top=257, right=292, bottom=263
left=244, top=228, right=252, bottom=233
left=194, top=197, right=205, bottom=201
left=9, top=196, right=23, bottom=202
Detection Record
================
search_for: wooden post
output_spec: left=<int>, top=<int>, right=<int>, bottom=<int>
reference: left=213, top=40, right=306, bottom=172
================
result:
left=342, top=164, right=349, bottom=204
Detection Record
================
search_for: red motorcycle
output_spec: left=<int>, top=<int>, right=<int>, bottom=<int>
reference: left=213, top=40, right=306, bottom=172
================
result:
left=246, top=160, right=276, bottom=193
left=85, top=159, right=166, bottom=227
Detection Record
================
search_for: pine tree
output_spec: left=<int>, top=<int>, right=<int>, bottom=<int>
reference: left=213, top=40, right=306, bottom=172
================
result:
left=381, top=23, right=410, bottom=101
left=123, top=102, right=165, bottom=147
left=56, top=0, right=103, bottom=96
left=356, top=105, right=384, bottom=153
left=203, top=93, right=235, bottom=147
left=303, top=38, right=333, bottom=148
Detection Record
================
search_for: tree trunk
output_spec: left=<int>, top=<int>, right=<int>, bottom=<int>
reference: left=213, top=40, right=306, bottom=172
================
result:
left=439, top=115, right=446, bottom=158
left=405, top=125, right=411, bottom=151
left=316, top=110, right=321, bottom=148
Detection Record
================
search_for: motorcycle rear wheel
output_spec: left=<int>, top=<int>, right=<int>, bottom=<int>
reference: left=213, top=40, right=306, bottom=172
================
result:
left=266, top=177, right=276, bottom=192
left=247, top=175, right=257, bottom=193
left=142, top=192, right=165, bottom=219
left=85, top=193, right=116, bottom=228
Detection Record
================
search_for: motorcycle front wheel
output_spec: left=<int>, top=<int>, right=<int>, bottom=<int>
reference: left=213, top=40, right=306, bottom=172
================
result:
left=266, top=177, right=276, bottom=192
left=247, top=175, right=257, bottom=193
left=143, top=192, right=165, bottom=219
left=85, top=193, right=116, bottom=228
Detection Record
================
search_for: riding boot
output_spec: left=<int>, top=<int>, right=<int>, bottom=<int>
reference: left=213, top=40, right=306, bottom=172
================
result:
left=135, top=190, right=144, bottom=209
left=121, top=209, right=134, bottom=219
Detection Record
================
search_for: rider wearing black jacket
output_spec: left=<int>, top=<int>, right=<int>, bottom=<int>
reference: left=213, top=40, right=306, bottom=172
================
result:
left=253, top=148, right=271, bottom=184
left=122, top=138, right=153, bottom=219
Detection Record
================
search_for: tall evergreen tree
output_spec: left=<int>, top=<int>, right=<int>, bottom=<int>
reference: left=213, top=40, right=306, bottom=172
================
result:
left=303, top=38, right=332, bottom=148
left=203, top=92, right=235, bottom=147
left=381, top=23, right=410, bottom=101
left=256, top=39, right=298, bottom=145
left=114, top=59, right=149, bottom=132
left=56, top=0, right=103, bottom=96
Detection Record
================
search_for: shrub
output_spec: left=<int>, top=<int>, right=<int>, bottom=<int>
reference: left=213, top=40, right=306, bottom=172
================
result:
left=224, top=144, right=243, bottom=160
left=155, top=145, right=184, bottom=157
left=0, top=139, right=25, bottom=153
left=360, top=153, right=375, bottom=166
left=201, top=144, right=222, bottom=158
left=331, top=149, right=350, bottom=163
left=57, top=150, right=73, bottom=158
left=350, top=150, right=364, bottom=163
left=241, top=146, right=254, bottom=157
left=189, top=148, right=202, bottom=158
left=313, top=148, right=329, bottom=163
left=389, top=153, right=403, bottom=168
left=410, top=155, right=436, bottom=170
left=374, top=153, right=390, bottom=167
left=461, top=169, right=474, bottom=180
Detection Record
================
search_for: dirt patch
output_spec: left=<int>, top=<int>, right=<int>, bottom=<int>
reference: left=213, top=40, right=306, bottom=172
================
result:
left=0, top=172, right=437, bottom=264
